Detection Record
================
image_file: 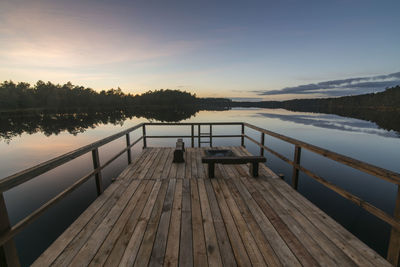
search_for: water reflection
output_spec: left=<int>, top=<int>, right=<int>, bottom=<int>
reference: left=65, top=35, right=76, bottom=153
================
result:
left=256, top=111, right=400, bottom=138
left=1, top=106, right=399, bottom=143
left=0, top=106, right=201, bottom=142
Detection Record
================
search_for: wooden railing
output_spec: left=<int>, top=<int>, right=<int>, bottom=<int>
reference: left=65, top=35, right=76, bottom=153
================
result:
left=242, top=122, right=400, bottom=266
left=0, top=123, right=144, bottom=266
left=1, top=121, right=400, bottom=266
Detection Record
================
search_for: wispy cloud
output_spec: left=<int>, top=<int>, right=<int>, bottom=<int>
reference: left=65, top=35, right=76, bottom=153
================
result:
left=254, top=72, right=400, bottom=97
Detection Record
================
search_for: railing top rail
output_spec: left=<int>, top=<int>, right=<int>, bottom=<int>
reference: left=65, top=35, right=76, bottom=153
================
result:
left=143, top=122, right=243, bottom=126
left=0, top=123, right=144, bottom=193
left=244, top=122, right=400, bottom=185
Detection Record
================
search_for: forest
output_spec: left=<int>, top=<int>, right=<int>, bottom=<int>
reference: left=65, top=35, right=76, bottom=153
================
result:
left=0, top=80, right=231, bottom=110
left=233, top=85, right=400, bottom=111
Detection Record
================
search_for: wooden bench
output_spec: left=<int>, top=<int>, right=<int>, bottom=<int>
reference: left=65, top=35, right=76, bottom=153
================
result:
left=172, top=138, right=185, bottom=163
left=202, top=156, right=266, bottom=178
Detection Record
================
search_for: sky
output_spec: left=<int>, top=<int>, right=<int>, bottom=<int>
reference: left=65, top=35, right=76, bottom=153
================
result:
left=0, top=0, right=399, bottom=100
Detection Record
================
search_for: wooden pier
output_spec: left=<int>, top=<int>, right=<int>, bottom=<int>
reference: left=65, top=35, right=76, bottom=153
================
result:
left=32, top=146, right=391, bottom=266
left=1, top=122, right=399, bottom=266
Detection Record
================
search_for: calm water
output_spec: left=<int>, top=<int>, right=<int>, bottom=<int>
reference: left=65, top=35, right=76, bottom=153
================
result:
left=1, top=108, right=399, bottom=266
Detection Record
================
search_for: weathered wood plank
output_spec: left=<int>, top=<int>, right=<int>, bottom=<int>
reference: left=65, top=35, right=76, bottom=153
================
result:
left=144, top=147, right=167, bottom=179
left=222, top=178, right=282, bottom=267
left=229, top=175, right=301, bottom=266
left=197, top=179, right=223, bottom=267
left=256, top=178, right=357, bottom=266
left=69, top=179, right=142, bottom=266
left=161, top=148, right=174, bottom=179
left=134, top=179, right=169, bottom=266
left=184, top=149, right=192, bottom=179
left=164, top=179, right=182, bottom=267
left=190, top=179, right=208, bottom=266
left=50, top=175, right=139, bottom=266
left=90, top=180, right=154, bottom=266
left=117, top=180, right=163, bottom=266
left=179, top=179, right=193, bottom=267
left=210, top=178, right=253, bottom=266
left=240, top=176, right=319, bottom=266
left=136, top=148, right=161, bottom=179
left=269, top=178, right=391, bottom=267
left=151, top=148, right=171, bottom=179
left=203, top=179, right=237, bottom=266
left=148, top=179, right=176, bottom=266
left=216, top=177, right=266, bottom=266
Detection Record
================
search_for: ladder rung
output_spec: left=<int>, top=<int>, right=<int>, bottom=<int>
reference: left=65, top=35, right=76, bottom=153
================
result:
left=200, top=141, right=211, bottom=143
left=200, top=133, right=210, bottom=135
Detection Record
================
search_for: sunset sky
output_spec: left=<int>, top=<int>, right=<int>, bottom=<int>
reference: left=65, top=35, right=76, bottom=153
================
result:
left=1, top=0, right=399, bottom=100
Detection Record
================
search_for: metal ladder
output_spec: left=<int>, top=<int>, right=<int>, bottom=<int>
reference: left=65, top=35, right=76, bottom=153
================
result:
left=198, top=124, right=212, bottom=147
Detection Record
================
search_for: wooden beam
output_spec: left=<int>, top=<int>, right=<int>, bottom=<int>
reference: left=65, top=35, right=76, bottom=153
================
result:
left=191, top=125, right=194, bottom=148
left=126, top=133, right=132, bottom=164
left=142, top=124, right=147, bottom=148
left=92, top=148, right=103, bottom=196
left=145, top=135, right=241, bottom=139
left=210, top=125, right=213, bottom=147
left=0, top=193, right=20, bottom=267
left=387, top=185, right=400, bottom=265
left=291, top=146, right=301, bottom=190
left=245, top=133, right=400, bottom=232
left=260, top=133, right=265, bottom=156
left=202, top=156, right=266, bottom=164
left=0, top=123, right=143, bottom=193
left=244, top=122, right=400, bottom=185
left=241, top=124, right=245, bottom=147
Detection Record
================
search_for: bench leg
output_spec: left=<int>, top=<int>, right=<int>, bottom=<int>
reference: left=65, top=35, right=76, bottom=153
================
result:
left=208, top=163, right=215, bottom=178
left=250, top=163, right=259, bottom=177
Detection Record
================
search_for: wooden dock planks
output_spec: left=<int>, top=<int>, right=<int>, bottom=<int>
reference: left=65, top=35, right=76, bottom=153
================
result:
left=32, top=146, right=391, bottom=267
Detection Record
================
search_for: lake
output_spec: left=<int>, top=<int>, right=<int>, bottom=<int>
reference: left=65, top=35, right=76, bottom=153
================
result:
left=1, top=108, right=399, bottom=266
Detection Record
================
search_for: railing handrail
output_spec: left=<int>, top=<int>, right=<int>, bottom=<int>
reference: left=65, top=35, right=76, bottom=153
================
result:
left=244, top=122, right=400, bottom=185
left=242, top=122, right=400, bottom=265
left=0, top=123, right=144, bottom=193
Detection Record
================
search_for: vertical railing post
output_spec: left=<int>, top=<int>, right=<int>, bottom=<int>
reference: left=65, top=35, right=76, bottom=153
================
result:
left=142, top=124, right=147, bottom=149
left=0, top=194, right=20, bottom=267
left=191, top=125, right=194, bottom=148
left=198, top=125, right=201, bottom=147
left=241, top=123, right=245, bottom=147
left=260, top=132, right=265, bottom=156
left=387, top=185, right=400, bottom=266
left=92, top=148, right=103, bottom=196
left=291, top=145, right=301, bottom=190
left=126, top=133, right=132, bottom=164
left=210, top=124, right=213, bottom=147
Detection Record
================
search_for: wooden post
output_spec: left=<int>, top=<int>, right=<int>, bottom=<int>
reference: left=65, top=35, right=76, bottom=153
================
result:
left=126, top=133, right=132, bottom=164
left=387, top=185, right=400, bottom=265
left=260, top=132, right=265, bottom=156
left=142, top=124, right=147, bottom=149
left=210, top=124, right=213, bottom=147
left=291, top=145, right=301, bottom=190
left=208, top=163, right=215, bottom=178
left=92, top=148, right=103, bottom=196
left=191, top=125, right=194, bottom=148
left=0, top=193, right=20, bottom=267
left=241, top=123, right=245, bottom=147
left=198, top=125, right=201, bottom=147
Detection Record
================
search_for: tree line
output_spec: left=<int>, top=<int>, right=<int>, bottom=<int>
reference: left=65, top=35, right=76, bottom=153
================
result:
left=232, top=85, right=400, bottom=111
left=0, top=80, right=231, bottom=110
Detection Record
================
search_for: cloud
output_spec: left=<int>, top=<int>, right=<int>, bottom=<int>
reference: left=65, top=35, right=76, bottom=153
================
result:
left=255, top=72, right=400, bottom=97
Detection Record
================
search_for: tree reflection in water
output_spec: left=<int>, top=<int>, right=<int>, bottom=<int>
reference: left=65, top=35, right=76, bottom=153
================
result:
left=0, top=106, right=202, bottom=142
